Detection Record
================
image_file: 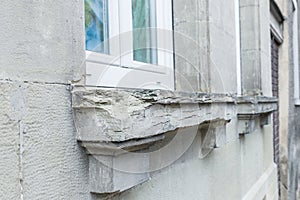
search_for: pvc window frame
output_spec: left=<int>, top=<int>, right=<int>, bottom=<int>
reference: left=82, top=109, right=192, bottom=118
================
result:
left=85, top=0, right=174, bottom=90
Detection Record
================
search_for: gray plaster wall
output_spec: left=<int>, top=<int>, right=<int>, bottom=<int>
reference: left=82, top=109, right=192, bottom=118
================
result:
left=240, top=0, right=272, bottom=96
left=0, top=0, right=90, bottom=199
left=0, top=82, right=91, bottom=200
left=208, top=0, right=238, bottom=94
left=173, top=0, right=238, bottom=94
left=0, top=0, right=84, bottom=83
left=0, top=82, right=21, bottom=199
left=173, top=0, right=206, bottom=92
left=269, top=0, right=300, bottom=199
left=286, top=0, right=300, bottom=199
left=287, top=1, right=296, bottom=199
left=97, top=122, right=277, bottom=200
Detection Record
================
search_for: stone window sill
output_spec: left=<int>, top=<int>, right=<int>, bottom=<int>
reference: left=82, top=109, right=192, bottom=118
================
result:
left=72, top=87, right=277, bottom=194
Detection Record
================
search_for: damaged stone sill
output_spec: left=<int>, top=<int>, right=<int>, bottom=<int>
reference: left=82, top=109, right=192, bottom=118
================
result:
left=236, top=96, right=277, bottom=117
left=236, top=96, right=277, bottom=135
left=71, top=87, right=277, bottom=194
left=72, top=87, right=278, bottom=144
left=72, top=87, right=235, bottom=143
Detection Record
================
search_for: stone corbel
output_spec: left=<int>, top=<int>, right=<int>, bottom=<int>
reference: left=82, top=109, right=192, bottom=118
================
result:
left=81, top=135, right=164, bottom=194
left=236, top=97, right=277, bottom=135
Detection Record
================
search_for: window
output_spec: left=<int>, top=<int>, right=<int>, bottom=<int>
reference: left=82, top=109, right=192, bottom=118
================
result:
left=85, top=0, right=174, bottom=90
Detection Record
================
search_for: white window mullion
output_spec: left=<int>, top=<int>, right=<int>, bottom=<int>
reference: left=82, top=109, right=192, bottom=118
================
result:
left=156, top=0, right=173, bottom=67
left=119, top=0, right=165, bottom=73
left=119, top=0, right=134, bottom=68
left=108, top=0, right=121, bottom=57
left=235, top=0, right=242, bottom=96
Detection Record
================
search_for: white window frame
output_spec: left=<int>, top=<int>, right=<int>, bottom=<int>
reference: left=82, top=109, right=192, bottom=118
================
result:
left=292, top=0, right=300, bottom=105
left=235, top=0, right=241, bottom=96
left=85, top=0, right=174, bottom=90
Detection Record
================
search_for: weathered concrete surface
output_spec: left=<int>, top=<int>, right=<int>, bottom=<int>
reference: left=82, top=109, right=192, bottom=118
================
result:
left=0, top=82, right=21, bottom=200
left=73, top=86, right=277, bottom=196
left=73, top=88, right=234, bottom=142
left=0, top=81, right=91, bottom=200
left=73, top=87, right=276, bottom=143
left=240, top=0, right=272, bottom=96
left=173, top=0, right=204, bottom=92
left=0, top=0, right=90, bottom=199
left=295, top=107, right=300, bottom=200
left=274, top=0, right=293, bottom=199
left=286, top=0, right=300, bottom=199
left=173, top=0, right=238, bottom=94
left=209, top=0, right=238, bottom=94
left=21, top=82, right=90, bottom=200
left=0, top=0, right=85, bottom=84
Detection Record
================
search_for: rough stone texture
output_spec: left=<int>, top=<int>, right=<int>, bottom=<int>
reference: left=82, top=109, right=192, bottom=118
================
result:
left=73, top=88, right=276, bottom=143
left=0, top=81, right=21, bottom=200
left=0, top=0, right=85, bottom=84
left=73, top=87, right=277, bottom=195
left=73, top=88, right=235, bottom=142
left=0, top=1, right=90, bottom=199
left=21, top=82, right=90, bottom=200
left=0, top=81, right=91, bottom=200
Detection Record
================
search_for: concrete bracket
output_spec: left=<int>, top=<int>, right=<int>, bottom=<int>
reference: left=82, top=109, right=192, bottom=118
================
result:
left=236, top=97, right=277, bottom=135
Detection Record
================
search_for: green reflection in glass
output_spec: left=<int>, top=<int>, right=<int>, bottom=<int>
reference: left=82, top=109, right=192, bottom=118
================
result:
left=132, top=0, right=158, bottom=64
left=85, top=0, right=109, bottom=54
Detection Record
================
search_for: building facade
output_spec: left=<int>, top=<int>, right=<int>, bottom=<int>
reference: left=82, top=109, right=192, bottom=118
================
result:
left=0, top=0, right=287, bottom=200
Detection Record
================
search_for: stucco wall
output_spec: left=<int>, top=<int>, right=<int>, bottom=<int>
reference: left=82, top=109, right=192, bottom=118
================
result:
left=286, top=0, right=300, bottom=199
left=0, top=0, right=90, bottom=199
left=272, top=0, right=300, bottom=199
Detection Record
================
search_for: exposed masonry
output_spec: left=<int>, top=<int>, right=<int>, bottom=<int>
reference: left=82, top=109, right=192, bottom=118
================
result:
left=72, top=87, right=278, bottom=194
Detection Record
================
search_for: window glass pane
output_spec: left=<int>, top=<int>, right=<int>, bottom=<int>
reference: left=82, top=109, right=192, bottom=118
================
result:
left=85, top=0, right=109, bottom=54
left=132, top=0, right=158, bottom=64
